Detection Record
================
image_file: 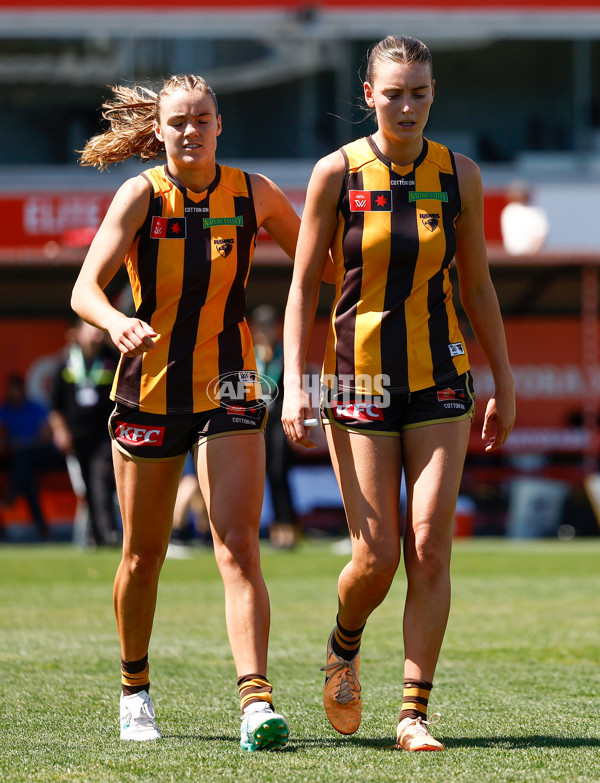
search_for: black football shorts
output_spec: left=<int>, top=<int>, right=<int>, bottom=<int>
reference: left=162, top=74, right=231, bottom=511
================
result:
left=321, top=371, right=474, bottom=436
left=109, top=400, right=267, bottom=461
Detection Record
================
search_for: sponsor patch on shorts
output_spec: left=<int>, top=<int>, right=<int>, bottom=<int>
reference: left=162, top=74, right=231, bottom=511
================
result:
left=113, top=421, right=166, bottom=446
left=437, top=388, right=467, bottom=403
left=226, top=404, right=261, bottom=419
left=332, top=401, right=384, bottom=422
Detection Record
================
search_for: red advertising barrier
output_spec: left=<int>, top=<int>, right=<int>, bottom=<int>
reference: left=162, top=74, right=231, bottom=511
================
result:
left=0, top=312, right=597, bottom=530
left=3, top=315, right=592, bottom=438
left=0, top=193, right=113, bottom=260
left=308, top=315, right=598, bottom=457
left=467, top=317, right=597, bottom=455
left=0, top=189, right=507, bottom=262
left=0, top=318, right=70, bottom=400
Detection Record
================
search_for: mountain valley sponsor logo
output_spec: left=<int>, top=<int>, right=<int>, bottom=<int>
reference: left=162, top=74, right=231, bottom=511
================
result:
left=409, top=191, right=448, bottom=202
left=420, top=212, right=439, bottom=232
left=150, top=216, right=187, bottom=239
left=349, top=190, right=392, bottom=212
left=114, top=421, right=166, bottom=446
left=203, top=216, right=243, bottom=229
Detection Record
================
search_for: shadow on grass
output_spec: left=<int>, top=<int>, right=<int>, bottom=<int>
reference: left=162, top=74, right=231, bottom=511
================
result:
left=282, top=735, right=600, bottom=752
left=152, top=733, right=600, bottom=753
left=289, top=736, right=395, bottom=751
left=444, top=735, right=600, bottom=750
left=163, top=733, right=238, bottom=742
left=160, top=734, right=388, bottom=754
left=163, top=733, right=300, bottom=753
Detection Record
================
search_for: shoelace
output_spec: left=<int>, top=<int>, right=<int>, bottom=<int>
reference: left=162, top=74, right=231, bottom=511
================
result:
left=405, top=713, right=442, bottom=735
left=128, top=698, right=156, bottom=725
left=320, top=658, right=361, bottom=703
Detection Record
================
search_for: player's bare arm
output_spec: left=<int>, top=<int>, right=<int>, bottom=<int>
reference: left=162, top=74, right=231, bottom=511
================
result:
left=71, top=176, right=158, bottom=357
left=282, top=151, right=345, bottom=447
left=454, top=153, right=515, bottom=451
left=250, top=172, right=300, bottom=261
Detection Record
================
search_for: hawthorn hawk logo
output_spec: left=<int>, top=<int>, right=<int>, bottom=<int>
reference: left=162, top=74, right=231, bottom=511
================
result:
left=214, top=237, right=234, bottom=258
left=420, top=212, right=440, bottom=232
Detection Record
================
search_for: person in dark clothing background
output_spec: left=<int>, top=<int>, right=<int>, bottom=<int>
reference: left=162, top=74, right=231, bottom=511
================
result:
left=49, top=318, right=121, bottom=547
left=0, top=373, right=58, bottom=539
left=250, top=305, right=297, bottom=548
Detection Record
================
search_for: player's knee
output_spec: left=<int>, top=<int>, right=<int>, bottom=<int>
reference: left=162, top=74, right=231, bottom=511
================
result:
left=214, top=529, right=260, bottom=576
left=357, top=545, right=400, bottom=591
left=124, top=550, right=165, bottom=585
left=408, top=536, right=450, bottom=583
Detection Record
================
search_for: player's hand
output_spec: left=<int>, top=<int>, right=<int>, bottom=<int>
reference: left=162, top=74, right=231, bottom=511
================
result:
left=482, top=391, right=515, bottom=452
left=281, top=385, right=317, bottom=449
left=107, top=316, right=158, bottom=357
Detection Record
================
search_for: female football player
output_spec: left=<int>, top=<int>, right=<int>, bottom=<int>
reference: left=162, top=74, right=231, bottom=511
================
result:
left=72, top=74, right=298, bottom=750
left=282, top=36, right=515, bottom=750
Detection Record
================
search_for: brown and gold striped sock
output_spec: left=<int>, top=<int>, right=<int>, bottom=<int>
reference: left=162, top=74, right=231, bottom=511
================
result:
left=121, top=655, right=150, bottom=696
left=237, top=673, right=273, bottom=715
left=331, top=615, right=365, bottom=661
left=399, top=679, right=433, bottom=722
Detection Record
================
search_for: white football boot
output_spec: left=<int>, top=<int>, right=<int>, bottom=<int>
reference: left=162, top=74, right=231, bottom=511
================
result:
left=120, top=690, right=162, bottom=741
left=240, top=702, right=289, bottom=751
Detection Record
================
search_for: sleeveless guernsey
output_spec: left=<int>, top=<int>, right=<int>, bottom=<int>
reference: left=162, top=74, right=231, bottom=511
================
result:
left=323, top=136, right=470, bottom=395
left=111, top=164, right=259, bottom=414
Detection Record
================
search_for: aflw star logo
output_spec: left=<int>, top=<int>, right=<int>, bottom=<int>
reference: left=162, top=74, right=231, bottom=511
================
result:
left=150, top=216, right=187, bottom=239
left=349, top=190, right=393, bottom=212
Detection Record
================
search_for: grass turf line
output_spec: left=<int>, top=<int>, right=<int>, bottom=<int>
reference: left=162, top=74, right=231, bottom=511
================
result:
left=0, top=539, right=599, bottom=782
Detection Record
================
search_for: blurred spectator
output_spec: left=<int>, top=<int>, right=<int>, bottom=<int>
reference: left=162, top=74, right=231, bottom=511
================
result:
left=167, top=452, right=210, bottom=558
left=0, top=374, right=58, bottom=538
left=48, top=319, right=121, bottom=547
left=500, top=179, right=549, bottom=256
left=250, top=304, right=297, bottom=548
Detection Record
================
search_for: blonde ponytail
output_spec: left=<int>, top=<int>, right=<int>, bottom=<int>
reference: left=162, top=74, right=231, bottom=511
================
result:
left=79, top=75, right=218, bottom=170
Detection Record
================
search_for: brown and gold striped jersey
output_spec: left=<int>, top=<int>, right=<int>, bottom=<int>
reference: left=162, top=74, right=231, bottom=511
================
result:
left=111, top=164, right=260, bottom=413
left=323, top=136, right=471, bottom=395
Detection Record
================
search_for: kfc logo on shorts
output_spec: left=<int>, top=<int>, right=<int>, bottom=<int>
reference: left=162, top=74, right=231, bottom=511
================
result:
left=114, top=421, right=166, bottom=446
left=437, top=388, right=466, bottom=403
left=333, top=401, right=384, bottom=422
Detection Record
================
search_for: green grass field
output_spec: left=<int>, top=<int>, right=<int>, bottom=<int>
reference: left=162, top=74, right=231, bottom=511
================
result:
left=1, top=539, right=599, bottom=783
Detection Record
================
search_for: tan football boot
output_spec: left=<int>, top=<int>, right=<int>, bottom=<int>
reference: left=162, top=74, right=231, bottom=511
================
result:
left=320, top=630, right=362, bottom=735
left=396, top=714, right=444, bottom=751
